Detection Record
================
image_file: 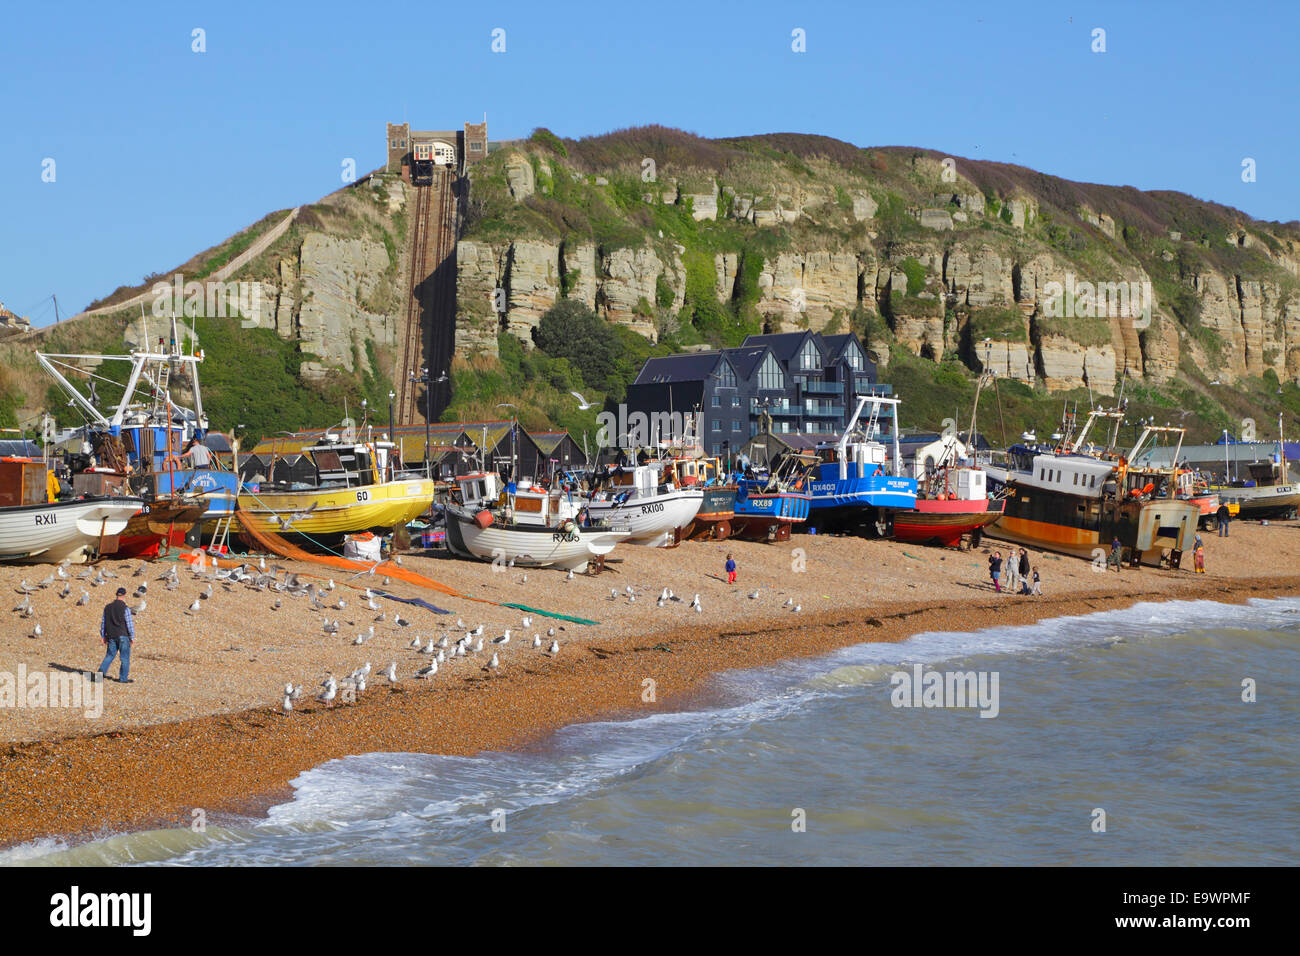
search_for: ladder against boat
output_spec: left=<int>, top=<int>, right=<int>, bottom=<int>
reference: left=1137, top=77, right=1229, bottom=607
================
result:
left=208, top=513, right=235, bottom=554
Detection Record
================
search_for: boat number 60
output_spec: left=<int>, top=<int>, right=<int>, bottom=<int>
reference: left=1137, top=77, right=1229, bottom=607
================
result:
left=356, top=490, right=371, bottom=502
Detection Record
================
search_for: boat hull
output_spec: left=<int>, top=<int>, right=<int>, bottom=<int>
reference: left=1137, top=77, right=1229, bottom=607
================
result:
left=0, top=497, right=145, bottom=564
left=731, top=491, right=812, bottom=541
left=229, top=479, right=435, bottom=540
left=893, top=498, right=1005, bottom=547
left=584, top=488, right=703, bottom=546
left=1211, top=484, right=1300, bottom=519
left=115, top=500, right=208, bottom=559
left=986, top=496, right=1200, bottom=565
left=684, top=486, right=737, bottom=540
left=445, top=508, right=629, bottom=570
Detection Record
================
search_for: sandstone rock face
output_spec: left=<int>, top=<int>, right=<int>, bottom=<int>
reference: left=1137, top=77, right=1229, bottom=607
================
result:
left=455, top=239, right=504, bottom=357
left=714, top=253, right=739, bottom=302
left=597, top=246, right=669, bottom=339
left=560, top=241, right=598, bottom=308
left=274, top=258, right=297, bottom=338
left=503, top=240, right=560, bottom=342
left=1140, top=317, right=1180, bottom=384
left=852, top=194, right=878, bottom=220
left=683, top=179, right=718, bottom=221
left=296, top=234, right=393, bottom=379
left=975, top=341, right=1034, bottom=382
left=945, top=245, right=1013, bottom=306
left=1036, top=334, right=1117, bottom=393
left=505, top=156, right=535, bottom=201
left=756, top=251, right=859, bottom=331
left=918, top=208, right=953, bottom=231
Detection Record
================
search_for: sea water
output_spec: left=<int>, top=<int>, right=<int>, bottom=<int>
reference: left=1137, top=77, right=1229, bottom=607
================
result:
left=5, top=597, right=1298, bottom=866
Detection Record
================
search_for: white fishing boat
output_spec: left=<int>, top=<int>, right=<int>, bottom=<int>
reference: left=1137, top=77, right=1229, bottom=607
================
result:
left=0, top=457, right=143, bottom=563
left=584, top=456, right=703, bottom=546
left=444, top=472, right=629, bottom=571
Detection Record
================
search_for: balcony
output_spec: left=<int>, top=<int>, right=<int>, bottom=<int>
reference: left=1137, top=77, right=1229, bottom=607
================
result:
left=751, top=400, right=800, bottom=416
left=801, top=380, right=844, bottom=395
left=803, top=404, right=844, bottom=418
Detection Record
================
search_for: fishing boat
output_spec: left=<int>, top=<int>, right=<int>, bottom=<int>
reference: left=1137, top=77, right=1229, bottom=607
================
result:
left=731, top=454, right=815, bottom=541
left=37, top=320, right=238, bottom=555
left=1210, top=457, right=1299, bottom=519
left=584, top=454, right=703, bottom=546
left=0, top=457, right=142, bottom=563
left=444, top=471, right=629, bottom=570
left=983, top=410, right=1200, bottom=566
left=235, top=429, right=435, bottom=544
left=894, top=466, right=1005, bottom=547
left=804, top=395, right=918, bottom=535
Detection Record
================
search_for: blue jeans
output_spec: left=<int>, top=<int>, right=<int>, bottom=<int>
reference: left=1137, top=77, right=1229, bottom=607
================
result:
left=1219, top=521, right=1228, bottom=537
left=99, top=636, right=132, bottom=681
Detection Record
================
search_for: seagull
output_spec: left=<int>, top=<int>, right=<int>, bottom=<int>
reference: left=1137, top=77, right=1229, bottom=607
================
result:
left=385, top=662, right=398, bottom=684
left=437, top=649, right=446, bottom=663
left=691, top=594, right=701, bottom=609
left=335, top=598, right=347, bottom=610
left=188, top=598, right=202, bottom=612
left=323, top=619, right=340, bottom=634
left=17, top=580, right=35, bottom=594
left=547, top=626, right=555, bottom=637
left=409, top=636, right=422, bottom=649
left=470, top=625, right=483, bottom=637
left=455, top=642, right=467, bottom=657
left=59, top=581, right=71, bottom=598
left=484, top=652, right=500, bottom=673
left=609, top=588, right=618, bottom=600
left=474, top=637, right=484, bottom=654
left=316, top=680, right=337, bottom=708
left=416, top=660, right=438, bottom=679
left=548, top=639, right=560, bottom=655
left=57, top=565, right=70, bottom=580
left=521, top=616, right=532, bottom=628
left=396, top=616, right=410, bottom=627
left=492, top=630, right=511, bottom=645
left=784, top=598, right=794, bottom=606
left=353, top=633, right=366, bottom=645
left=31, top=624, right=42, bottom=638
left=567, top=569, right=575, bottom=580
left=202, top=583, right=213, bottom=599
left=134, top=599, right=147, bottom=615
left=13, top=595, right=30, bottom=613
left=421, top=638, right=436, bottom=654
left=132, top=562, right=147, bottom=578
left=748, top=590, right=760, bottom=600
left=532, top=634, right=541, bottom=648
left=438, top=634, right=449, bottom=649
left=456, top=618, right=465, bottom=629
left=282, top=694, right=293, bottom=713
left=38, top=574, right=55, bottom=588
left=793, top=604, right=801, bottom=613
left=77, top=591, right=90, bottom=606
left=570, top=390, right=595, bottom=410
left=272, top=598, right=282, bottom=610
left=284, top=682, right=302, bottom=700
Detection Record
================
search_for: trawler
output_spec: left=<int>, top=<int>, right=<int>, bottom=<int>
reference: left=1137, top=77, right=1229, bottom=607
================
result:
left=584, top=452, right=703, bottom=546
left=444, top=470, right=629, bottom=570
left=37, top=321, right=236, bottom=555
left=805, top=395, right=918, bottom=535
left=0, top=456, right=143, bottom=564
left=982, top=409, right=1199, bottom=566
left=236, top=427, right=435, bottom=543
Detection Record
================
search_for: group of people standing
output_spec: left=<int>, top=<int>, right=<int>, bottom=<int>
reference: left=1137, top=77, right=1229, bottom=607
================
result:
left=988, top=548, right=1041, bottom=595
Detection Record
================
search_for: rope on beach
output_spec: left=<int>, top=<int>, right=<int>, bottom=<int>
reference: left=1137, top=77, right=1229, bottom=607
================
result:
left=497, top=602, right=599, bottom=626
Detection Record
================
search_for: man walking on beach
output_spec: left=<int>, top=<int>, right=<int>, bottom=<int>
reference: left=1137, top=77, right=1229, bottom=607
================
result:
left=97, top=586, right=136, bottom=683
left=1109, top=536, right=1123, bottom=572
left=1216, top=503, right=1231, bottom=537
left=1003, top=547, right=1020, bottom=593
left=1018, top=549, right=1032, bottom=594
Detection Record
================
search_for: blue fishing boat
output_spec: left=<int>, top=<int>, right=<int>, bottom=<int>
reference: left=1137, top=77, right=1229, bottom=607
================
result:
left=805, top=394, right=917, bottom=534
left=731, top=455, right=815, bottom=541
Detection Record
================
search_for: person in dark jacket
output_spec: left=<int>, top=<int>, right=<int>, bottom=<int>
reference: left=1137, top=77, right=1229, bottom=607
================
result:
left=989, top=551, right=1003, bottom=592
left=97, top=587, right=136, bottom=683
left=1018, top=549, right=1032, bottom=594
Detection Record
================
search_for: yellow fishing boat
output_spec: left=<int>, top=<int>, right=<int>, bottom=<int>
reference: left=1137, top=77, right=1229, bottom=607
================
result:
left=226, top=432, right=434, bottom=542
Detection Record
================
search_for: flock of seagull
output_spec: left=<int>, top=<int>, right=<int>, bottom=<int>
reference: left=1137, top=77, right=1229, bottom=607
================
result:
left=12, top=547, right=805, bottom=720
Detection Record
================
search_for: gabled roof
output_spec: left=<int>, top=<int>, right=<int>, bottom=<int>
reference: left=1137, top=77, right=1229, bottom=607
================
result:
left=633, top=352, right=724, bottom=385
left=721, top=345, right=775, bottom=381
left=742, top=331, right=822, bottom=365
left=822, top=332, right=867, bottom=363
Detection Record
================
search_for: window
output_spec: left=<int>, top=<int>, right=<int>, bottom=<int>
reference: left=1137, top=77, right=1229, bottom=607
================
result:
left=712, top=396, right=721, bottom=407
left=716, top=361, right=736, bottom=388
left=800, top=339, right=820, bottom=370
left=711, top=420, right=721, bottom=432
left=731, top=421, right=741, bottom=432
left=731, top=396, right=740, bottom=407
left=845, top=343, right=864, bottom=370
left=470, top=141, right=484, bottom=151
left=712, top=443, right=721, bottom=455
left=757, top=354, right=785, bottom=390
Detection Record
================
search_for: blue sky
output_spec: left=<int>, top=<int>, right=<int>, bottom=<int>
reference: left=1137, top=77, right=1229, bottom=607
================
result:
left=3, top=0, right=1297, bottom=324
